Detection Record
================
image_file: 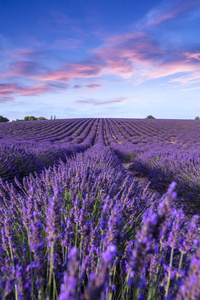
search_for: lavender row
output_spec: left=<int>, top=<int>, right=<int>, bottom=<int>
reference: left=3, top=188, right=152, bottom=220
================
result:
left=50, top=119, right=88, bottom=143
left=103, top=119, right=118, bottom=146
left=0, top=142, right=89, bottom=183
left=81, top=119, right=99, bottom=147
left=122, top=144, right=200, bottom=209
left=72, top=119, right=97, bottom=145
left=1, top=118, right=200, bottom=147
left=1, top=117, right=200, bottom=210
left=0, top=119, right=88, bottom=143
left=107, top=119, right=134, bottom=146
left=0, top=147, right=200, bottom=299
left=94, top=118, right=106, bottom=146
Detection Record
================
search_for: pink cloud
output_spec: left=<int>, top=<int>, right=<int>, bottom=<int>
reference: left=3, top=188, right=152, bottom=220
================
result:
left=4, top=61, right=48, bottom=78
left=0, top=83, right=18, bottom=92
left=0, top=84, right=17, bottom=101
left=95, top=97, right=127, bottom=105
left=2, top=58, right=104, bottom=93
left=86, top=84, right=102, bottom=88
left=93, top=31, right=200, bottom=83
left=76, top=100, right=88, bottom=104
left=140, top=0, right=199, bottom=27
left=5, top=42, right=200, bottom=87
left=102, top=32, right=147, bottom=47
left=76, top=97, right=127, bottom=105
left=135, top=60, right=200, bottom=84
left=4, top=60, right=102, bottom=82
left=19, top=84, right=51, bottom=96
left=170, top=71, right=200, bottom=85
left=2, top=21, right=200, bottom=98
left=184, top=52, right=200, bottom=61
left=0, top=82, right=64, bottom=101
left=73, top=84, right=81, bottom=89
left=4, top=39, right=200, bottom=88
left=73, top=83, right=102, bottom=89
left=94, top=32, right=165, bottom=78
left=13, top=49, right=49, bottom=59
left=5, top=34, right=162, bottom=83
left=3, top=30, right=193, bottom=87
left=39, top=61, right=105, bottom=82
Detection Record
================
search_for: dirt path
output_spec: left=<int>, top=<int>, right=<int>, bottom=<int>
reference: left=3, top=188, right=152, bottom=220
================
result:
left=123, top=162, right=162, bottom=197
left=123, top=162, right=200, bottom=231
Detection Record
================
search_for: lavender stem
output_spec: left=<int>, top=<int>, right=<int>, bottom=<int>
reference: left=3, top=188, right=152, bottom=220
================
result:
left=165, top=247, right=174, bottom=298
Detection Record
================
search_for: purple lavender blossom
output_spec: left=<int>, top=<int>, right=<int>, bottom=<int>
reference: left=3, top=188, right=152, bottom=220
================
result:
left=81, top=245, right=117, bottom=300
left=46, top=186, right=62, bottom=247
left=176, top=240, right=200, bottom=299
left=179, top=215, right=199, bottom=254
left=58, top=247, right=79, bottom=300
left=103, top=202, right=122, bottom=249
left=127, top=182, right=178, bottom=290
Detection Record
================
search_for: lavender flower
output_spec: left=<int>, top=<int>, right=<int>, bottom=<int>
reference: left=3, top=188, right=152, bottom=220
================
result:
left=103, top=202, right=122, bottom=249
left=179, top=215, right=199, bottom=254
left=82, top=245, right=117, bottom=300
left=58, top=247, right=80, bottom=300
left=99, top=196, right=111, bottom=232
left=46, top=186, right=62, bottom=246
left=176, top=240, right=200, bottom=300
left=127, top=182, right=177, bottom=290
left=29, top=211, right=46, bottom=289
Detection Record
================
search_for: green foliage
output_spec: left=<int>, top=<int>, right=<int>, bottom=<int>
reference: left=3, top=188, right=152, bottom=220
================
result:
left=23, top=116, right=47, bottom=121
left=24, top=116, right=37, bottom=121
left=146, top=115, right=155, bottom=119
left=195, top=116, right=200, bottom=120
left=12, top=116, right=47, bottom=121
left=0, top=115, right=9, bottom=122
left=38, top=117, right=47, bottom=120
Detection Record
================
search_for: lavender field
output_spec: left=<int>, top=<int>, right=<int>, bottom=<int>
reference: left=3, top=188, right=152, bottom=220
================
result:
left=0, top=118, right=200, bottom=299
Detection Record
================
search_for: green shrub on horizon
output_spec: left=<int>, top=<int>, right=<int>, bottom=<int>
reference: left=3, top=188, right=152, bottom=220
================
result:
left=38, top=117, right=47, bottom=120
left=146, top=115, right=155, bottom=119
left=0, top=115, right=9, bottom=122
left=24, top=116, right=38, bottom=121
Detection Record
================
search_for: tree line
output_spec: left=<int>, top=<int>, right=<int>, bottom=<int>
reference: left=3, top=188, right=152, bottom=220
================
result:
left=0, top=115, right=58, bottom=122
left=1, top=115, right=200, bottom=122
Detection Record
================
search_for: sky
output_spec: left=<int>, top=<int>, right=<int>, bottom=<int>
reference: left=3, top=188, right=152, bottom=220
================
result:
left=1, top=0, right=200, bottom=120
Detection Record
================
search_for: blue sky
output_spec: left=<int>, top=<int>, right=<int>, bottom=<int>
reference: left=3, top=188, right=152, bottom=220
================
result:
left=1, top=0, right=200, bottom=120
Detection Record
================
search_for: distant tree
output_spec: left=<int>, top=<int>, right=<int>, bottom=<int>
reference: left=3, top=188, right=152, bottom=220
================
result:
left=146, top=115, right=155, bottom=119
left=195, top=116, right=200, bottom=120
left=0, top=115, right=9, bottom=122
left=38, top=117, right=47, bottom=120
left=12, top=119, right=24, bottom=122
left=54, top=115, right=56, bottom=120
left=24, top=116, right=37, bottom=121
left=29, top=116, right=37, bottom=121
left=51, top=115, right=53, bottom=120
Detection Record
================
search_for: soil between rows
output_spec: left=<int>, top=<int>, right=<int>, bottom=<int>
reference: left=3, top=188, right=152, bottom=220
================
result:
left=122, top=162, right=200, bottom=232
